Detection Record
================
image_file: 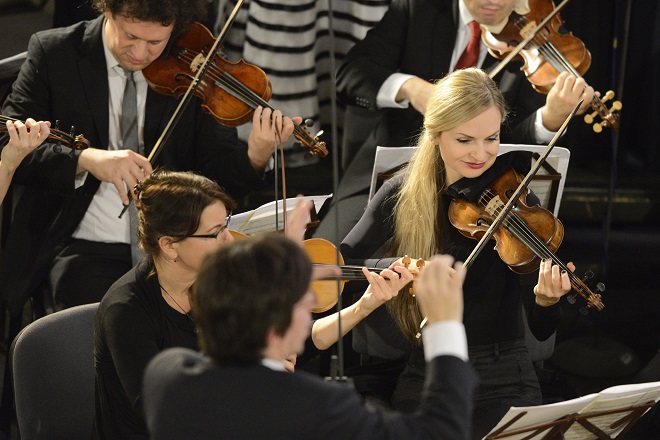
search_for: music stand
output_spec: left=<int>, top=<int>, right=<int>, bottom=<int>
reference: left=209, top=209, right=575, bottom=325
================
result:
left=485, top=380, right=660, bottom=440
left=369, top=144, right=571, bottom=216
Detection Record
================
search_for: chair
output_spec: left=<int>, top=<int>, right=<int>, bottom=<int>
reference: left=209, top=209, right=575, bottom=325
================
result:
left=10, top=302, right=99, bottom=440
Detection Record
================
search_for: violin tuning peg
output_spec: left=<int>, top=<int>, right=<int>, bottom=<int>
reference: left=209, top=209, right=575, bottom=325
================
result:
left=595, top=282, right=606, bottom=293
left=566, top=293, right=577, bottom=305
left=581, top=270, right=594, bottom=282
left=55, top=119, right=61, bottom=130
left=303, top=118, right=314, bottom=127
left=69, top=125, right=76, bottom=137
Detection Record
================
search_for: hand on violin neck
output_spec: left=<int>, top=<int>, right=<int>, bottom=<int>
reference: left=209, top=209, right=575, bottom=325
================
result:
left=534, top=259, right=575, bottom=307
left=396, top=77, right=433, bottom=115
left=2, top=118, right=51, bottom=172
left=541, top=72, right=596, bottom=130
left=357, top=263, right=414, bottom=317
left=247, top=106, right=299, bottom=171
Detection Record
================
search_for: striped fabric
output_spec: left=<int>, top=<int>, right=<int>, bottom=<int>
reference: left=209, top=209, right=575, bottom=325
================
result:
left=214, top=0, right=391, bottom=156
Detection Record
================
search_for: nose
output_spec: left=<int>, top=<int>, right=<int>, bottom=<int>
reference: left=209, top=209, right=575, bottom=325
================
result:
left=131, top=40, right=149, bottom=61
left=222, top=228, right=234, bottom=244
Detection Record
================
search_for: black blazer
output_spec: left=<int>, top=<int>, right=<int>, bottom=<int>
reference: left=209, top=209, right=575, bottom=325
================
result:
left=334, top=0, right=546, bottom=201
left=144, top=347, right=479, bottom=440
left=0, top=17, right=265, bottom=314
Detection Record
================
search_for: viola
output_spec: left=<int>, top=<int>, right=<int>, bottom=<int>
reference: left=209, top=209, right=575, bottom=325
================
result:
left=143, top=22, right=328, bottom=157
left=0, top=115, right=90, bottom=151
left=231, top=230, right=425, bottom=313
left=482, top=0, right=621, bottom=133
left=304, top=238, right=426, bottom=313
left=448, top=167, right=604, bottom=311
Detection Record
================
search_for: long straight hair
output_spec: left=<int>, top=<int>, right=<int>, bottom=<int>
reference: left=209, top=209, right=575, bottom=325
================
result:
left=387, top=68, right=509, bottom=342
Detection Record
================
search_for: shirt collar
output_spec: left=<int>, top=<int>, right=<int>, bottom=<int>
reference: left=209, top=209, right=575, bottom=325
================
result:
left=261, top=357, right=286, bottom=372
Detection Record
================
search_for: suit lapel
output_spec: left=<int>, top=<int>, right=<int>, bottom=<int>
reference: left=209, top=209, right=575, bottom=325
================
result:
left=430, top=0, right=459, bottom=78
left=78, top=15, right=110, bottom=149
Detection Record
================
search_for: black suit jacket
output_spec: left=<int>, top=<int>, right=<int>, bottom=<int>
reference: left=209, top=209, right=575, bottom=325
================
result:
left=334, top=0, right=545, bottom=202
left=144, top=347, right=479, bottom=440
left=0, top=17, right=266, bottom=315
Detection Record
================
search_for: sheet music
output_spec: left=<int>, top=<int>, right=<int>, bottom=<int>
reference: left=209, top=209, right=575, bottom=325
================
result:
left=231, top=194, right=331, bottom=236
left=485, top=381, right=660, bottom=440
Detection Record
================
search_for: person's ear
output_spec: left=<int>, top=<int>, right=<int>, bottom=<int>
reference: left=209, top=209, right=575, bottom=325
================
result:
left=158, top=236, right=178, bottom=262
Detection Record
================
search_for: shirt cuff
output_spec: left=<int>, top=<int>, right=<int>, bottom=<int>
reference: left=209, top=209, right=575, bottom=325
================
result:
left=75, top=171, right=88, bottom=189
left=534, top=109, right=557, bottom=143
left=377, top=73, right=416, bottom=109
left=422, top=321, right=469, bottom=362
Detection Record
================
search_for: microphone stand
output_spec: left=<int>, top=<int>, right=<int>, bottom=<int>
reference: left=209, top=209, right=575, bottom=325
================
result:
left=323, top=0, right=353, bottom=388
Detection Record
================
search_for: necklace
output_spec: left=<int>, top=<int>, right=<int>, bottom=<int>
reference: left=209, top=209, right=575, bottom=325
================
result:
left=159, top=283, right=195, bottom=325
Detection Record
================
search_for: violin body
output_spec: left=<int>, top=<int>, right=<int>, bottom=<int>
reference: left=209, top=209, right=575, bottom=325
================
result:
left=144, top=22, right=272, bottom=127
left=482, top=0, right=590, bottom=94
left=449, top=168, right=563, bottom=273
left=481, top=0, right=621, bottom=132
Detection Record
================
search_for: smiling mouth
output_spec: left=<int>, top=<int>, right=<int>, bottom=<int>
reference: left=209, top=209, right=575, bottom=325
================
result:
left=465, top=162, right=486, bottom=169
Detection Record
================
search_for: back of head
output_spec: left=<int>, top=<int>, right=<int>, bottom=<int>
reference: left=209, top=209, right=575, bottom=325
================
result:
left=92, top=0, right=211, bottom=35
left=133, top=169, right=235, bottom=258
left=193, top=234, right=312, bottom=365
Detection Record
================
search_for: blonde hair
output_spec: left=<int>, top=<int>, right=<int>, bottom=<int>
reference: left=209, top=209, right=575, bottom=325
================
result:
left=388, top=68, right=508, bottom=342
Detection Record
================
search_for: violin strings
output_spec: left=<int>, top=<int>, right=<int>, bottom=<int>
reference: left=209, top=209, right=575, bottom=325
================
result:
left=176, top=50, right=312, bottom=142
left=480, top=190, right=590, bottom=298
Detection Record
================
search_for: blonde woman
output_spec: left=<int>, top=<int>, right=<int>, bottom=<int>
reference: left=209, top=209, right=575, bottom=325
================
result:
left=340, top=68, right=575, bottom=439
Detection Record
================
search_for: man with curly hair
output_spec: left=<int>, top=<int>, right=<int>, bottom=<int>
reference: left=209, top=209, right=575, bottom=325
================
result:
left=0, top=0, right=296, bottom=316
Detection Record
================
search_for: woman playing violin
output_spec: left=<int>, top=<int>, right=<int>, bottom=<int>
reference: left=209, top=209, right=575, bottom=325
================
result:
left=94, top=169, right=412, bottom=439
left=0, top=118, right=50, bottom=204
left=341, top=68, right=575, bottom=439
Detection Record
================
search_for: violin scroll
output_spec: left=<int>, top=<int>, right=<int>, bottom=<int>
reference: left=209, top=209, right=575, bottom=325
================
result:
left=1, top=115, right=90, bottom=152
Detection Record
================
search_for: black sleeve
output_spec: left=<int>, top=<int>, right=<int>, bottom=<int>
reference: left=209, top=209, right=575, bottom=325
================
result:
left=336, top=0, right=410, bottom=110
left=340, top=178, right=400, bottom=268
left=0, top=33, right=80, bottom=193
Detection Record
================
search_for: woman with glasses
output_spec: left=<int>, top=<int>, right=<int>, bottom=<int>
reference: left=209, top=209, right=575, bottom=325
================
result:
left=93, top=169, right=411, bottom=439
left=93, top=170, right=237, bottom=439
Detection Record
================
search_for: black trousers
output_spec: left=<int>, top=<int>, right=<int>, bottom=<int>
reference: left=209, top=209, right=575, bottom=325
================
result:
left=48, top=239, right=132, bottom=311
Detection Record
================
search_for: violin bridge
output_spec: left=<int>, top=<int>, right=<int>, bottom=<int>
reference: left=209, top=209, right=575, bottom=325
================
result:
left=190, top=53, right=205, bottom=73
left=519, top=21, right=539, bottom=40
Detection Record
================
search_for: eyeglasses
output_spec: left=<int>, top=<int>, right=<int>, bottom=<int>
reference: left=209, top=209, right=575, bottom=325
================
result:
left=174, top=212, right=232, bottom=241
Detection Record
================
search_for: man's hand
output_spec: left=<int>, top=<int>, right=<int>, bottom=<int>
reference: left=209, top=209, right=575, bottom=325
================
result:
left=77, top=148, right=152, bottom=205
left=415, top=255, right=466, bottom=324
left=396, top=77, right=434, bottom=115
left=247, top=105, right=301, bottom=171
left=541, top=72, right=595, bottom=131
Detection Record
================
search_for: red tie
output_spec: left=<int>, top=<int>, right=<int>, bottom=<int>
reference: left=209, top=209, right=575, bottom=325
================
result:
left=454, top=20, right=482, bottom=70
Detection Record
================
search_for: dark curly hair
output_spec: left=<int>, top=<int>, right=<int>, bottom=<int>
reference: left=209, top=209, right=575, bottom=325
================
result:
left=193, top=234, right=312, bottom=365
left=93, top=0, right=211, bottom=35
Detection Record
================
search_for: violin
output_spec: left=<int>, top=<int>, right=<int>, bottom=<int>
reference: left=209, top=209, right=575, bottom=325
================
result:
left=481, top=0, right=621, bottom=133
left=448, top=167, right=604, bottom=311
left=304, top=238, right=426, bottom=313
left=230, top=230, right=425, bottom=313
left=0, top=115, right=90, bottom=152
left=143, top=22, right=328, bottom=157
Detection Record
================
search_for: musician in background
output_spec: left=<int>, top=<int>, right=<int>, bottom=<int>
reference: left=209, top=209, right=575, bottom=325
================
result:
left=142, top=232, right=477, bottom=440
left=0, top=0, right=298, bottom=315
left=0, top=118, right=50, bottom=204
left=314, top=0, right=594, bottom=243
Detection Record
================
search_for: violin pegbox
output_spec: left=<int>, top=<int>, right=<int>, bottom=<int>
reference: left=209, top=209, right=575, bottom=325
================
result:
left=584, top=90, right=622, bottom=133
left=401, top=256, right=426, bottom=296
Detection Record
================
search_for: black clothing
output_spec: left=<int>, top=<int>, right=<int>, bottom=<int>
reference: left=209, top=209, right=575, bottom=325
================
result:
left=94, top=259, right=197, bottom=440
left=340, top=151, right=562, bottom=438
